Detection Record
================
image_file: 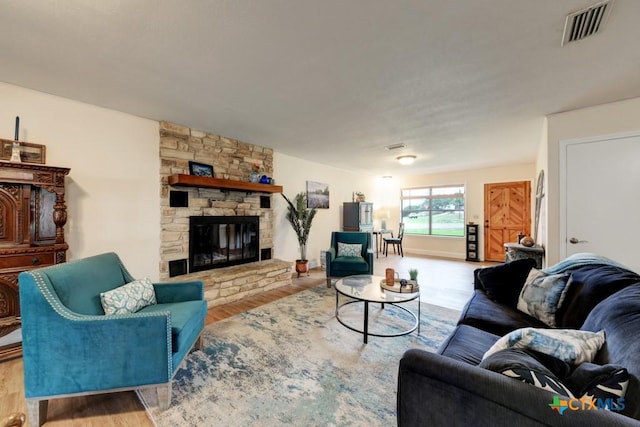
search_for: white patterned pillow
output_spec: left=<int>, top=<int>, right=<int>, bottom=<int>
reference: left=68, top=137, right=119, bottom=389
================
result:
left=517, top=269, right=571, bottom=326
left=100, top=278, right=157, bottom=315
left=337, top=242, right=362, bottom=258
left=502, top=368, right=574, bottom=398
left=483, top=328, right=606, bottom=365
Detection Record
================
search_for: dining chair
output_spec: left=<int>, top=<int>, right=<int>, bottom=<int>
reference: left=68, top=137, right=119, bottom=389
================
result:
left=384, top=223, right=405, bottom=257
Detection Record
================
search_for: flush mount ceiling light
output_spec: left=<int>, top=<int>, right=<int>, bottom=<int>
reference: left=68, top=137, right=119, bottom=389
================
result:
left=396, top=155, right=416, bottom=165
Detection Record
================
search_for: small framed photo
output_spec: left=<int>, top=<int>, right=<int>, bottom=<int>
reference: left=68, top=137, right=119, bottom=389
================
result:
left=0, top=139, right=46, bottom=164
left=468, top=235, right=476, bottom=242
left=188, top=161, right=214, bottom=177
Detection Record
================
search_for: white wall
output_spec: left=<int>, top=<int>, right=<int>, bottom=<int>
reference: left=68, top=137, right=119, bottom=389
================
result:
left=5, top=80, right=582, bottom=276
left=0, top=82, right=160, bottom=279
left=397, top=164, right=536, bottom=260
left=273, top=153, right=377, bottom=268
left=545, top=97, right=640, bottom=265
left=272, top=157, right=536, bottom=263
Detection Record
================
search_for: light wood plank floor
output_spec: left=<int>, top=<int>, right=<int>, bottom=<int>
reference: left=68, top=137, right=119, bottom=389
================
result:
left=0, top=254, right=492, bottom=426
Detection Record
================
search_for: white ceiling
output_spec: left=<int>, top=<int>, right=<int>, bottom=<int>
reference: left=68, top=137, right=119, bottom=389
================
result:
left=1, top=1, right=639, bottom=176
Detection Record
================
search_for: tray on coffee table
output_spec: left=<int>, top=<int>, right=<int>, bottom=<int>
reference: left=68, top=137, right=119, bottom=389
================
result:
left=380, top=278, right=419, bottom=293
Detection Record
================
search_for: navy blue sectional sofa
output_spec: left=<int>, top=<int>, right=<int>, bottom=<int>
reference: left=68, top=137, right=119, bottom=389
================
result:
left=398, top=254, right=640, bottom=426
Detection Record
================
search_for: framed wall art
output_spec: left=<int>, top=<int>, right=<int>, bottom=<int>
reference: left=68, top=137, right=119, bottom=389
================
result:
left=306, top=180, right=329, bottom=209
left=188, top=161, right=214, bottom=177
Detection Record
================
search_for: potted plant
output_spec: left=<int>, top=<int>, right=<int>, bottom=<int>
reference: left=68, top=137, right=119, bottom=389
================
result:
left=409, top=268, right=419, bottom=282
left=282, top=192, right=317, bottom=277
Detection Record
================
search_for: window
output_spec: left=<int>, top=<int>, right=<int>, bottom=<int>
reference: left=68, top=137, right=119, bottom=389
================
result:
left=400, top=185, right=465, bottom=237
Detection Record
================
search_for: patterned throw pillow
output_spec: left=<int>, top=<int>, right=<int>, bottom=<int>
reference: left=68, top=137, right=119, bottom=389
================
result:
left=483, top=327, right=606, bottom=365
left=502, top=368, right=574, bottom=397
left=479, top=348, right=574, bottom=397
left=565, top=363, right=629, bottom=409
left=517, top=269, right=571, bottom=326
left=337, top=242, right=362, bottom=258
left=100, top=278, right=157, bottom=315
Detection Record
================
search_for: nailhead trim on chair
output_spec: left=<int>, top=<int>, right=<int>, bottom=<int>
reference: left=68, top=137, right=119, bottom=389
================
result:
left=27, top=270, right=174, bottom=378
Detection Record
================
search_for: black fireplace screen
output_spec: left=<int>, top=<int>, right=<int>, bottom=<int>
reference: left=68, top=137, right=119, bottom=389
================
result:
left=189, top=216, right=259, bottom=273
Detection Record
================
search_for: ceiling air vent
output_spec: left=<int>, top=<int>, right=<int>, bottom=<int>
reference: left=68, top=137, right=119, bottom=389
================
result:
left=562, top=0, right=613, bottom=46
left=384, top=143, right=406, bottom=151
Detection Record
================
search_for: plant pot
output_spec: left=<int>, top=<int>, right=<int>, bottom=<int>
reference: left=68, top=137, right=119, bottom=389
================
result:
left=295, top=259, right=309, bottom=278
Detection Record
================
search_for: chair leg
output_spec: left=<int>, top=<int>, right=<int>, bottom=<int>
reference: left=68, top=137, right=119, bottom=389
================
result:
left=26, top=399, right=48, bottom=427
left=326, top=278, right=332, bottom=288
left=158, top=383, right=172, bottom=410
left=399, top=243, right=404, bottom=257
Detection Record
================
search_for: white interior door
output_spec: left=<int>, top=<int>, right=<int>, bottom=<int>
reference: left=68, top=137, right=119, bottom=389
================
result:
left=561, top=133, right=640, bottom=273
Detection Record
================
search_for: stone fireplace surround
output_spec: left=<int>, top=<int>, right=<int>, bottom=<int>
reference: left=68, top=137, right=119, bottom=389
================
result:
left=159, top=121, right=292, bottom=307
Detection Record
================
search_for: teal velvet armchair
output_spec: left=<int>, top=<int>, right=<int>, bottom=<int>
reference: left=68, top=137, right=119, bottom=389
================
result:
left=325, top=231, right=374, bottom=287
left=19, top=252, right=207, bottom=426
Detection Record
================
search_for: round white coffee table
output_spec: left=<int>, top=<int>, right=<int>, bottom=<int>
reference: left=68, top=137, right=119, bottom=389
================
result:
left=334, top=274, right=420, bottom=344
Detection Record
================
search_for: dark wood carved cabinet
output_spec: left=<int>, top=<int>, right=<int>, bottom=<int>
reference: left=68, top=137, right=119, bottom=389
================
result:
left=0, top=162, right=70, bottom=361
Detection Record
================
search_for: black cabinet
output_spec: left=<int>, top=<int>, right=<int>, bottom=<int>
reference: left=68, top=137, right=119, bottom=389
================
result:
left=466, top=223, right=479, bottom=262
left=343, top=202, right=373, bottom=232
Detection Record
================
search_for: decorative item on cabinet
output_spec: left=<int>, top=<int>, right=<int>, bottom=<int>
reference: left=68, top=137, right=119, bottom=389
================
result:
left=10, top=116, right=21, bottom=163
left=0, top=161, right=70, bottom=361
left=0, top=139, right=47, bottom=165
left=466, top=223, right=479, bottom=262
left=504, top=242, right=544, bottom=269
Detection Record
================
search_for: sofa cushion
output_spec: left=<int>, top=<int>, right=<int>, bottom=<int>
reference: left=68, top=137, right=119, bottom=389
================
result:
left=475, top=258, right=537, bottom=306
left=556, top=264, right=640, bottom=328
left=483, top=328, right=606, bottom=365
left=139, top=300, right=206, bottom=353
left=337, top=242, right=362, bottom=257
left=516, top=269, right=571, bottom=327
left=330, top=257, right=370, bottom=274
left=564, top=363, right=629, bottom=407
left=457, top=290, right=547, bottom=336
left=438, top=324, right=500, bottom=365
left=479, top=348, right=573, bottom=397
left=100, top=278, right=157, bottom=315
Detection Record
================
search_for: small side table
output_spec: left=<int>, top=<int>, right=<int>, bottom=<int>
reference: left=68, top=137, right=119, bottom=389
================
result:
left=372, top=230, right=393, bottom=258
left=504, top=243, right=545, bottom=268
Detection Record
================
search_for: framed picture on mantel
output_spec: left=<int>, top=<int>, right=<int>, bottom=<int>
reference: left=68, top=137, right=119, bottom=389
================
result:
left=188, top=161, right=214, bottom=177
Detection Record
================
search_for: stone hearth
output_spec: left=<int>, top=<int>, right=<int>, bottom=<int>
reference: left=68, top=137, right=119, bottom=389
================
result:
left=168, top=259, right=292, bottom=307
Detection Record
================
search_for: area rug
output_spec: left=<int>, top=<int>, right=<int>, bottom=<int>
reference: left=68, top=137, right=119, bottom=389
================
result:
left=138, top=284, right=459, bottom=426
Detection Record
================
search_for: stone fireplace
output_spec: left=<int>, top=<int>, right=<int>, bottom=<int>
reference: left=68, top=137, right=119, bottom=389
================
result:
left=189, top=215, right=259, bottom=272
left=159, top=121, right=292, bottom=306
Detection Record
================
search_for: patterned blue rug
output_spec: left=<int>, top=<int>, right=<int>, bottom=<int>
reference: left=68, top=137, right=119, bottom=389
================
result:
left=138, top=285, right=459, bottom=426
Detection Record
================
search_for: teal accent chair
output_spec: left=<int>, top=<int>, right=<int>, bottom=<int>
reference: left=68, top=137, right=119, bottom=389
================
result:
left=19, top=252, right=208, bottom=426
left=325, top=232, right=374, bottom=287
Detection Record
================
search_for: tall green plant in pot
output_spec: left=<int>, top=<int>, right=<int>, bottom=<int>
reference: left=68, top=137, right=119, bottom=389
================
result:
left=282, top=192, right=317, bottom=277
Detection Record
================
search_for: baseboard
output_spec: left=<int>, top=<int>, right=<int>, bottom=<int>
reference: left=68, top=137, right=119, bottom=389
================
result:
left=403, top=248, right=466, bottom=260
